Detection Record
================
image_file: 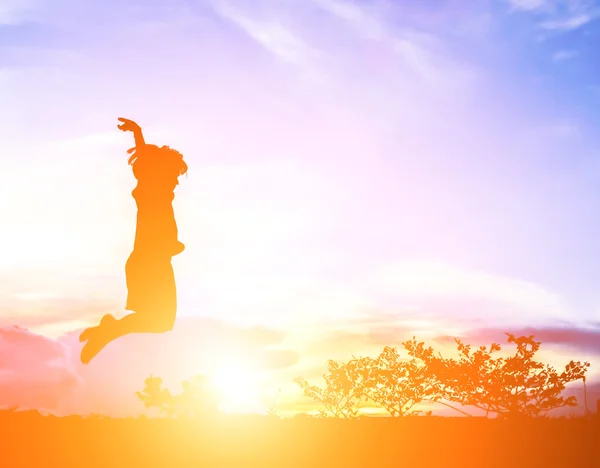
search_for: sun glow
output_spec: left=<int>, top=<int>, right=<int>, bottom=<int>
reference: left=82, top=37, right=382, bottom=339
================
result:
left=211, top=362, right=267, bottom=414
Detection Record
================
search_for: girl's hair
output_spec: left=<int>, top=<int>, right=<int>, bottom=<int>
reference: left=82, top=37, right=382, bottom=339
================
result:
left=128, top=144, right=188, bottom=182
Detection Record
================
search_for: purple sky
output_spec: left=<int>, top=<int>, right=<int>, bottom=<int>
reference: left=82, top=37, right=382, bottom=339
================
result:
left=1, top=0, right=600, bottom=416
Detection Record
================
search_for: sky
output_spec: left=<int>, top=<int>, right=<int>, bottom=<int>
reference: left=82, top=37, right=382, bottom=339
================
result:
left=1, top=0, right=600, bottom=417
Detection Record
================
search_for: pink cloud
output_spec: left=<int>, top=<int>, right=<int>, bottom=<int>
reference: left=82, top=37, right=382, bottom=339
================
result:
left=434, top=325, right=600, bottom=355
left=0, top=318, right=299, bottom=416
left=0, top=326, right=81, bottom=411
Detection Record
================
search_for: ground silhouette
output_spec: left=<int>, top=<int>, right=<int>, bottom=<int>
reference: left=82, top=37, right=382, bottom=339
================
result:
left=79, top=118, right=188, bottom=364
left=1, top=409, right=597, bottom=467
left=3, top=331, right=599, bottom=466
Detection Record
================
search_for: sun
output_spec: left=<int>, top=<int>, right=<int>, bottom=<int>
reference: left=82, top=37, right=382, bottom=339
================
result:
left=211, top=362, right=266, bottom=414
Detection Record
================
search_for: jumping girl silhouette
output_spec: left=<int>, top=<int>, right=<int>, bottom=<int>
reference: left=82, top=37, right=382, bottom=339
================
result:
left=79, top=118, right=188, bottom=364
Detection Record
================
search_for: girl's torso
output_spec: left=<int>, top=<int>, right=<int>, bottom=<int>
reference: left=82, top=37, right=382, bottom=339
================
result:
left=130, top=153, right=183, bottom=257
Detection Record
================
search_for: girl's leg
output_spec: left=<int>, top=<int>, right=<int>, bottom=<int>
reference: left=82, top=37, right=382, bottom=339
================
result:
left=79, top=307, right=176, bottom=364
left=79, top=255, right=177, bottom=364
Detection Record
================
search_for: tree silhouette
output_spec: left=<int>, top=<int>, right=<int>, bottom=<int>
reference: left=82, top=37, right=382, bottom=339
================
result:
left=403, top=333, right=590, bottom=418
left=295, top=333, right=591, bottom=419
left=136, top=374, right=219, bottom=418
left=294, top=359, right=369, bottom=419
left=136, top=375, right=177, bottom=417
left=294, top=348, right=443, bottom=418
left=360, top=346, right=441, bottom=417
left=177, top=375, right=220, bottom=418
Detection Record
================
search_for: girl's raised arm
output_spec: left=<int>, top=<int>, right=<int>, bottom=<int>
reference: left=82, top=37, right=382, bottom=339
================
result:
left=117, top=117, right=146, bottom=149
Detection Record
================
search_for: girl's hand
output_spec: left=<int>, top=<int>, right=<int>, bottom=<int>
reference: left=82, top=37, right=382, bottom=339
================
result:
left=117, top=117, right=142, bottom=133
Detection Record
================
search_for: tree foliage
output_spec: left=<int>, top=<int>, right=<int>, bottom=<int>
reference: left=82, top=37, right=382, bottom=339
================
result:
left=359, top=346, right=441, bottom=417
left=404, top=333, right=590, bottom=418
left=136, top=375, right=219, bottom=418
left=296, top=333, right=590, bottom=419
left=294, top=358, right=369, bottom=419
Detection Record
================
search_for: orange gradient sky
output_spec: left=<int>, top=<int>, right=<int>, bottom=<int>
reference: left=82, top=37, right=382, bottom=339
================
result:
left=1, top=0, right=600, bottom=416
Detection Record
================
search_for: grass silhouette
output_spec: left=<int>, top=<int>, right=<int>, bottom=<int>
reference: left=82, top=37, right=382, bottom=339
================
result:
left=1, top=407, right=597, bottom=467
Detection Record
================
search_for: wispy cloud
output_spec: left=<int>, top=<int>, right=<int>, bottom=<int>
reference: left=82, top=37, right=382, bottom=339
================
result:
left=309, top=0, right=387, bottom=41
left=507, top=0, right=549, bottom=11
left=308, top=0, right=479, bottom=92
left=552, top=48, right=579, bottom=61
left=529, top=119, right=581, bottom=138
left=506, top=0, right=600, bottom=31
left=549, top=120, right=580, bottom=137
left=541, top=13, right=595, bottom=30
left=437, top=324, right=600, bottom=354
left=0, top=0, right=37, bottom=25
left=210, top=1, right=318, bottom=67
left=209, top=0, right=479, bottom=95
left=368, top=261, right=573, bottom=326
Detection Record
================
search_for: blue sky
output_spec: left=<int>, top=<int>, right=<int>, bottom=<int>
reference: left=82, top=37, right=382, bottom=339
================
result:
left=1, top=0, right=600, bottom=415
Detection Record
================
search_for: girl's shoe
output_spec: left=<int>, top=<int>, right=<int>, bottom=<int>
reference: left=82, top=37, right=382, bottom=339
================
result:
left=79, top=314, right=117, bottom=364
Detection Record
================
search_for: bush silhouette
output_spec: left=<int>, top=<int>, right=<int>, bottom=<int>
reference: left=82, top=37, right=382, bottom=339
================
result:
left=136, top=374, right=219, bottom=418
left=295, top=346, right=444, bottom=418
left=404, top=333, right=590, bottom=418
left=296, top=333, right=590, bottom=418
left=294, top=359, right=368, bottom=418
left=359, top=346, right=442, bottom=417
